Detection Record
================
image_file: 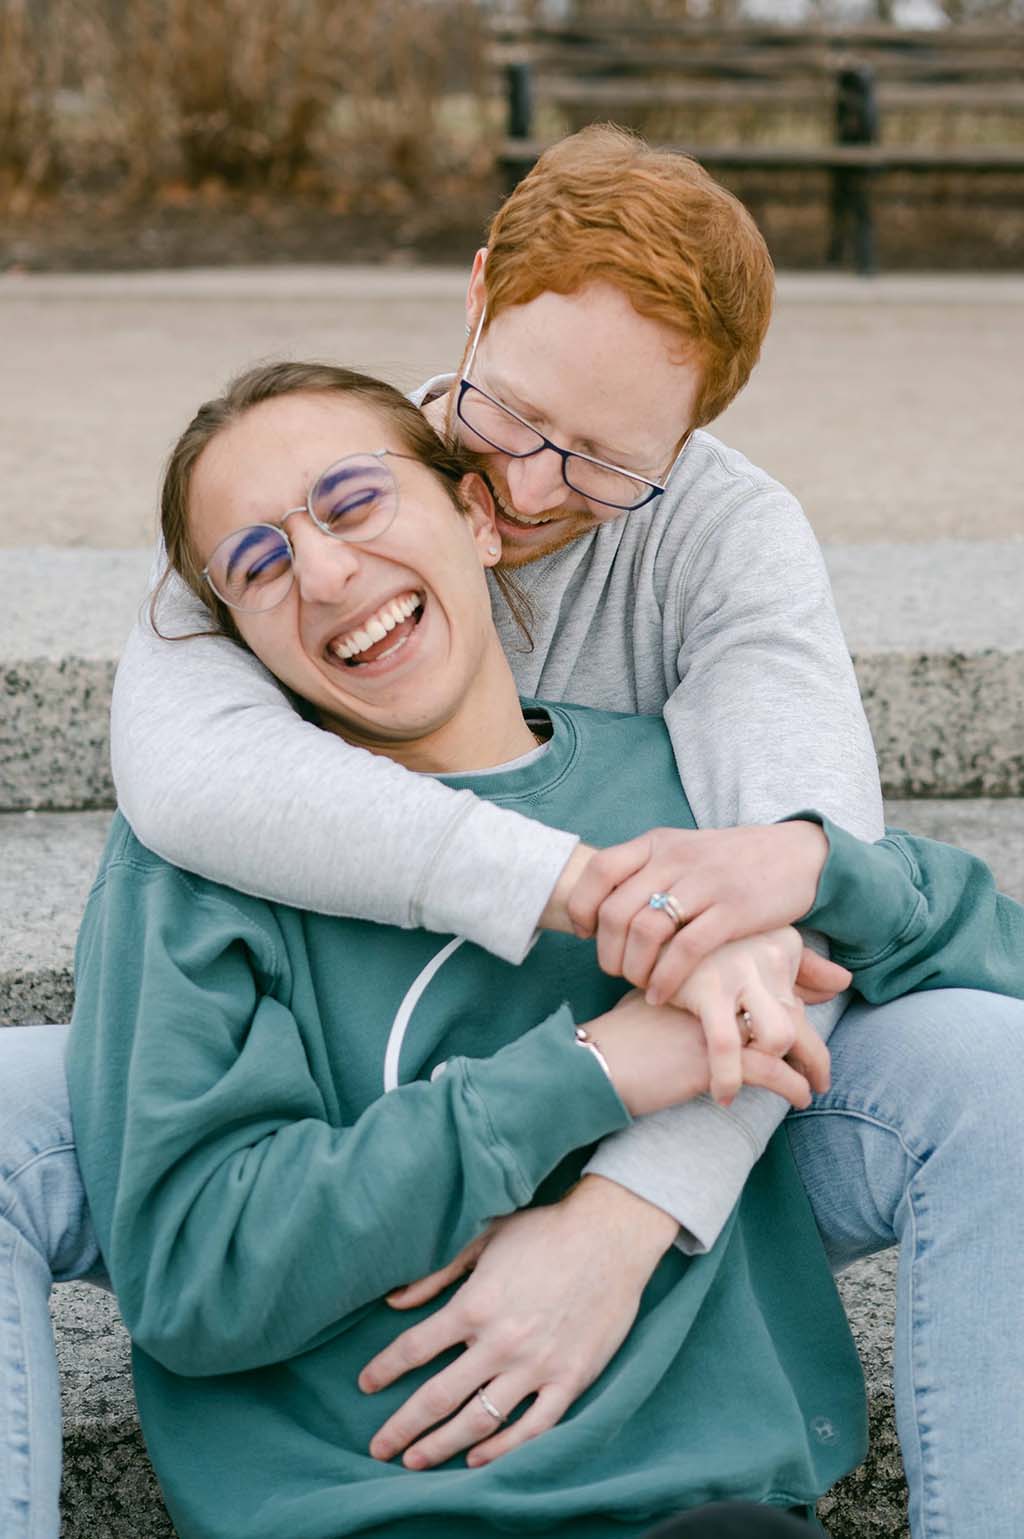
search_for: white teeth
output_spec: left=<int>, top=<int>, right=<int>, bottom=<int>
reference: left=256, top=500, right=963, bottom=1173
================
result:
left=329, top=592, right=422, bottom=661
left=495, top=493, right=553, bottom=527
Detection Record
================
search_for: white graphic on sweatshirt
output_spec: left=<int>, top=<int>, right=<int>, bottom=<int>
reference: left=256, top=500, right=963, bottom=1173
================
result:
left=383, top=937, right=467, bottom=1092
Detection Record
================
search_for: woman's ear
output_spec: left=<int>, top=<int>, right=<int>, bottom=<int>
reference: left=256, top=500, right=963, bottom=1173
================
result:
left=466, top=248, right=488, bottom=332
left=458, top=472, right=501, bottom=566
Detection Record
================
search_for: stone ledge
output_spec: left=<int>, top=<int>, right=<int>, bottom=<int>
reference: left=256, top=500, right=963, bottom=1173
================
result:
left=5, top=269, right=1021, bottom=304
left=0, top=811, right=110, bottom=1024
left=3, top=544, right=1024, bottom=810
left=1, top=550, right=149, bottom=813
left=52, top=1253, right=904, bottom=1537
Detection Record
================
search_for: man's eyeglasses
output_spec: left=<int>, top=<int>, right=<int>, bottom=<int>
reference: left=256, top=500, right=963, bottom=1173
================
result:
left=456, top=308, right=668, bottom=513
left=202, top=449, right=417, bottom=614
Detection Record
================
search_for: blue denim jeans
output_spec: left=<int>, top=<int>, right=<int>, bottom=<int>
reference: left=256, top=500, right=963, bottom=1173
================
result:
left=2, top=988, right=1023, bottom=1539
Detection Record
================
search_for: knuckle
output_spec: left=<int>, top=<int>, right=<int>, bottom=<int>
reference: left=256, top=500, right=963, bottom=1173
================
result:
left=493, top=1318, right=533, bottom=1357
left=597, top=890, right=634, bottom=929
left=589, top=848, right=618, bottom=881
left=706, top=1020, right=739, bottom=1052
left=559, top=1357, right=594, bottom=1393
left=393, top=1338, right=425, bottom=1371
left=460, top=1299, right=494, bottom=1336
left=631, top=910, right=666, bottom=943
left=762, top=1017, right=796, bottom=1051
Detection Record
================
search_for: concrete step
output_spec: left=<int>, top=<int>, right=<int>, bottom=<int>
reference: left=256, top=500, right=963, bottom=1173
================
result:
left=3, top=798, right=1024, bottom=1029
left=0, top=811, right=110, bottom=1025
left=3, top=542, right=1024, bottom=811
left=51, top=1254, right=903, bottom=1539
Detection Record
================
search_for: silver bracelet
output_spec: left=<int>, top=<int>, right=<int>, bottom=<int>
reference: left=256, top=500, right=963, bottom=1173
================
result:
left=575, top=1025, right=612, bottom=1081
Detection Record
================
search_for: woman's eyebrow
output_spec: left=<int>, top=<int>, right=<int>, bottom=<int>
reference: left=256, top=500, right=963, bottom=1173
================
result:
left=224, top=525, right=276, bottom=584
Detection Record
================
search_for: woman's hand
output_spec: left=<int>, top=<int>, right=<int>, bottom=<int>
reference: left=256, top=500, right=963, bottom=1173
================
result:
left=562, top=821, right=832, bottom=1004
left=359, top=1176, right=678, bottom=1470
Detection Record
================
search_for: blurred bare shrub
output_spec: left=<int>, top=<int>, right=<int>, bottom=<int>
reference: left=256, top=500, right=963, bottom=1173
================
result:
left=0, top=0, right=71, bottom=209
left=0, top=0, right=493, bottom=210
left=330, top=0, right=492, bottom=200
left=162, top=0, right=348, bottom=188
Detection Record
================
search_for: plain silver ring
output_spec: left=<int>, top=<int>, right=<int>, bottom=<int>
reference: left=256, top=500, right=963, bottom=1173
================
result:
left=477, top=1387, right=507, bottom=1425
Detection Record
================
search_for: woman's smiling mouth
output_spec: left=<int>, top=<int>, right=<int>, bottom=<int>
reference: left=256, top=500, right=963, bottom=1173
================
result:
left=327, top=591, right=424, bottom=668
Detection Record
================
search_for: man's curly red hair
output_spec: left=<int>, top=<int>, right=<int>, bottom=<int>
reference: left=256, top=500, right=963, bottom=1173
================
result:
left=483, top=125, right=774, bottom=428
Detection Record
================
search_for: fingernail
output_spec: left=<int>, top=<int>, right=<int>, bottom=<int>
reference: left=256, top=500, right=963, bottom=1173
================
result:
left=404, top=1451, right=427, bottom=1470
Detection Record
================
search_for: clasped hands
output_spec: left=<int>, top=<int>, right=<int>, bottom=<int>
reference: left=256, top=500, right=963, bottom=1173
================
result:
left=360, top=819, right=848, bottom=1471
left=550, top=818, right=848, bottom=1106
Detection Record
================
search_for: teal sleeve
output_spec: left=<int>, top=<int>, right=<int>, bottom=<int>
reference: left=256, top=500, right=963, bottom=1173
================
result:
left=68, top=860, right=629, bottom=1379
left=791, top=812, right=1024, bottom=1004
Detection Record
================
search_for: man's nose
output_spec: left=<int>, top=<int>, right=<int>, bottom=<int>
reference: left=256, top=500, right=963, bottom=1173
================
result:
left=504, top=448, right=572, bottom=517
left=289, top=517, right=361, bottom=603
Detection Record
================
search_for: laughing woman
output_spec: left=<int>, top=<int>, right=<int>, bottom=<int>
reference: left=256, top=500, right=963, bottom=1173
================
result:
left=67, top=363, right=862, bottom=1539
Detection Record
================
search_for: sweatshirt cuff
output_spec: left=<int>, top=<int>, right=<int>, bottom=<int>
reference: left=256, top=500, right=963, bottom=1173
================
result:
left=785, top=810, right=922, bottom=963
left=414, top=800, right=579, bottom=965
left=462, top=1005, right=631, bottom=1202
left=582, top=1096, right=763, bottom=1255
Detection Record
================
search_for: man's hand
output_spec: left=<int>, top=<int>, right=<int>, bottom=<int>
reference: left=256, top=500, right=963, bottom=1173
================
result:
left=564, top=821, right=831, bottom=1002
left=359, top=1176, right=678, bottom=1470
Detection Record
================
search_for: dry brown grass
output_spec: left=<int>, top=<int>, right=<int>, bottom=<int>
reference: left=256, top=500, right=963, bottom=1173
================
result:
left=0, top=0, right=73, bottom=210
left=3, top=0, right=1021, bottom=267
left=0, top=0, right=494, bottom=214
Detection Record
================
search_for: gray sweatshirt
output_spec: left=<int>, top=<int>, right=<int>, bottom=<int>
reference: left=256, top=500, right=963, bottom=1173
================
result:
left=112, top=391, right=883, bottom=1252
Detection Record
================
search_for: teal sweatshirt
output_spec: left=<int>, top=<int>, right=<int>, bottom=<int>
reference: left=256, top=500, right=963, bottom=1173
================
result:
left=799, top=812, right=1024, bottom=1003
left=68, top=704, right=865, bottom=1539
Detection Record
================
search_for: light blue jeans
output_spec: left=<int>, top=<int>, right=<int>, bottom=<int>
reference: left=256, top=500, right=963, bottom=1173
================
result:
left=2, top=988, right=1023, bottom=1539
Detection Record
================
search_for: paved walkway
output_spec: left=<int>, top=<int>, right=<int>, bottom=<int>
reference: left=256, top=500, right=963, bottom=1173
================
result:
left=2, top=269, right=1021, bottom=549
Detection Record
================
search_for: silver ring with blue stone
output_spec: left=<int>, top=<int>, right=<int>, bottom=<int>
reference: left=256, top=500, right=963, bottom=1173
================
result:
left=648, top=891, right=687, bottom=929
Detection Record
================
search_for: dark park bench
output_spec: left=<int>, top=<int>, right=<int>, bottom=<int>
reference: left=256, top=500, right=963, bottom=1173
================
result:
left=491, top=16, right=1024, bottom=273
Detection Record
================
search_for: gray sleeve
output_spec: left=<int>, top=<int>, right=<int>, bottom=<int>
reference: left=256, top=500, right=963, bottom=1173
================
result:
left=664, top=489, right=883, bottom=844
left=585, top=490, right=883, bottom=1250
left=585, top=990, right=846, bottom=1254
left=110, top=572, right=576, bottom=965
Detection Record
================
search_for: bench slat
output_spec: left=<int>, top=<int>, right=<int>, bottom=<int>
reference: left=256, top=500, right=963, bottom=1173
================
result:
left=499, top=139, right=1024, bottom=173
